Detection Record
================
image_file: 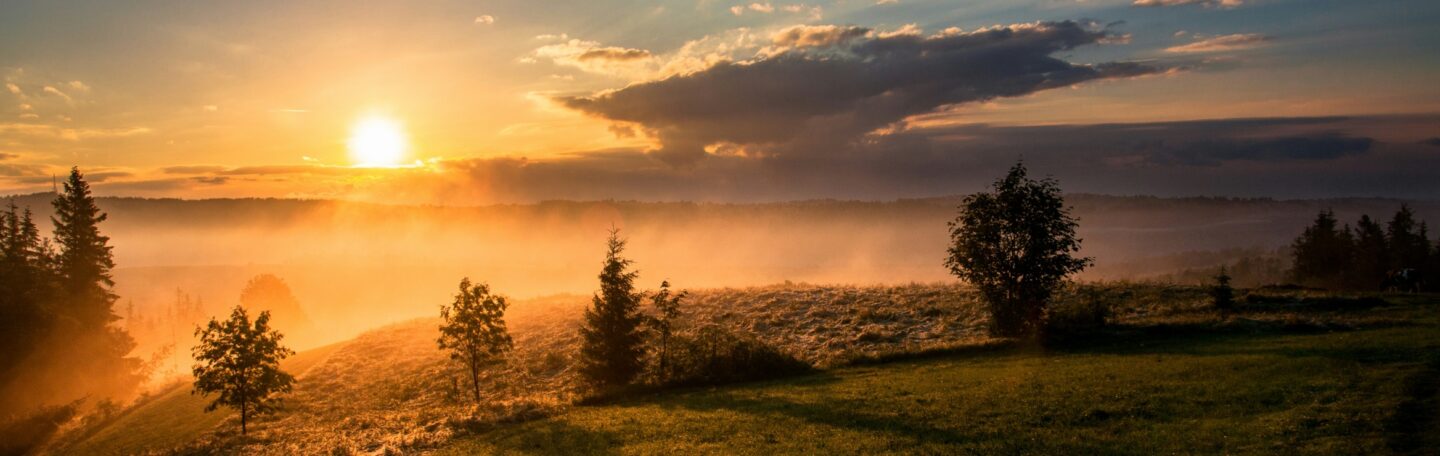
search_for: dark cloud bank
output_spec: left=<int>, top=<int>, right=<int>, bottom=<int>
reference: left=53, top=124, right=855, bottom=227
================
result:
left=561, top=21, right=1158, bottom=165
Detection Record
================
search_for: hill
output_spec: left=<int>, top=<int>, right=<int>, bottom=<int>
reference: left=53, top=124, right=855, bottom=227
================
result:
left=49, top=283, right=1440, bottom=454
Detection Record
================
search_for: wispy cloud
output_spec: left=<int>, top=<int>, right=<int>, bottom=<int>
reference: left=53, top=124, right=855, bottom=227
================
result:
left=474, top=15, right=495, bottom=25
left=1134, top=0, right=1243, bottom=8
left=1166, top=33, right=1269, bottom=53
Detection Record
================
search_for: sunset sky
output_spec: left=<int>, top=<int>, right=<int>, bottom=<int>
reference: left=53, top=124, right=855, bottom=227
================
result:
left=2, top=0, right=1438, bottom=203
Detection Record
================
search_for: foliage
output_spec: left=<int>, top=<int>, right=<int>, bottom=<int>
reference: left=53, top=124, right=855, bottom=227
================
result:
left=646, top=280, right=686, bottom=382
left=657, top=325, right=811, bottom=387
left=437, top=278, right=514, bottom=404
left=192, top=305, right=295, bottom=434
left=239, top=274, right=316, bottom=343
left=0, top=168, right=141, bottom=414
left=945, top=161, right=1091, bottom=338
left=0, top=400, right=81, bottom=455
left=1290, top=207, right=1434, bottom=290
left=578, top=229, right=647, bottom=388
left=1210, top=267, right=1235, bottom=312
left=1043, top=287, right=1110, bottom=342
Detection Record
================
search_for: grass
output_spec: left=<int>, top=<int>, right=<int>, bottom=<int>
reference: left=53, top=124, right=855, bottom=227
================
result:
left=50, top=285, right=1440, bottom=454
left=438, top=296, right=1440, bottom=455
left=54, top=340, right=344, bottom=455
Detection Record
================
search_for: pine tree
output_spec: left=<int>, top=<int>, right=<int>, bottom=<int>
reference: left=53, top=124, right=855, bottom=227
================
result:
left=1352, top=214, right=1389, bottom=290
left=437, top=278, right=513, bottom=404
left=52, top=167, right=118, bottom=328
left=1290, top=209, right=1354, bottom=288
left=1210, top=266, right=1235, bottom=313
left=578, top=229, right=647, bottom=388
left=192, top=305, right=295, bottom=434
left=1387, top=205, right=1429, bottom=271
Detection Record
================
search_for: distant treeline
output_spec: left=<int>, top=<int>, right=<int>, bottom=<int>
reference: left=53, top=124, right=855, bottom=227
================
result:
left=1290, top=206, right=1438, bottom=291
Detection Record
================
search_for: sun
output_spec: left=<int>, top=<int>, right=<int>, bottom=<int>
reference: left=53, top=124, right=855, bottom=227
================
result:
left=347, top=115, right=408, bottom=167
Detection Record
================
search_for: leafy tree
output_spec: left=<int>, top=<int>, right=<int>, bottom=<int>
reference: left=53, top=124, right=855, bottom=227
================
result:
left=1290, top=210, right=1354, bottom=288
left=647, top=280, right=686, bottom=381
left=579, top=229, right=647, bottom=387
left=239, top=274, right=316, bottom=344
left=945, top=162, right=1091, bottom=338
left=51, top=167, right=118, bottom=328
left=192, top=305, right=295, bottom=434
left=1210, top=266, right=1235, bottom=313
left=1351, top=215, right=1389, bottom=290
left=437, top=278, right=514, bottom=404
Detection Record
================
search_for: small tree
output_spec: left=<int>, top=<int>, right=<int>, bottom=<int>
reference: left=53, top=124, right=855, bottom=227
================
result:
left=1210, top=266, right=1235, bottom=313
left=648, top=280, right=686, bottom=381
left=437, top=278, right=514, bottom=404
left=192, top=305, right=295, bottom=434
left=579, top=228, right=646, bottom=388
left=945, top=161, right=1091, bottom=338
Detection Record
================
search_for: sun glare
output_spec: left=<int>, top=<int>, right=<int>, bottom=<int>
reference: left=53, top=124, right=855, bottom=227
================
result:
left=348, top=116, right=408, bottom=167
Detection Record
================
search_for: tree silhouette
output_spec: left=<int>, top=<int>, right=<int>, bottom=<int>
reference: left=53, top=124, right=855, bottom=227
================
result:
left=192, top=305, right=295, bottom=434
left=239, top=274, right=316, bottom=344
left=437, top=278, right=513, bottom=404
left=579, top=228, right=647, bottom=387
left=52, top=167, right=118, bottom=328
left=648, top=280, right=686, bottom=381
left=1290, top=210, right=1354, bottom=288
left=1351, top=215, right=1389, bottom=290
left=1210, top=266, right=1235, bottom=313
left=1387, top=205, right=1429, bottom=271
left=945, top=162, right=1091, bottom=338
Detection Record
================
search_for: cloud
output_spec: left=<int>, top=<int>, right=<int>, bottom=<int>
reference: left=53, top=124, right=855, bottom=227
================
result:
left=876, top=0, right=899, bottom=4
left=1166, top=33, right=1269, bottom=53
left=532, top=39, right=656, bottom=77
left=4, top=83, right=19, bottom=96
left=1133, top=0, right=1243, bottom=8
left=161, top=165, right=228, bottom=174
left=0, top=152, right=19, bottom=161
left=474, top=15, right=496, bottom=25
left=42, top=86, right=73, bottom=102
left=1422, top=137, right=1440, bottom=147
left=1138, top=133, right=1374, bottom=166
left=558, top=21, right=1161, bottom=165
left=0, top=123, right=152, bottom=140
left=769, top=25, right=868, bottom=49
left=577, top=47, right=653, bottom=62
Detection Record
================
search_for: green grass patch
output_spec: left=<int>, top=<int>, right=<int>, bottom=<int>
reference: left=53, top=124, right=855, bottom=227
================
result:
left=440, top=303, right=1440, bottom=455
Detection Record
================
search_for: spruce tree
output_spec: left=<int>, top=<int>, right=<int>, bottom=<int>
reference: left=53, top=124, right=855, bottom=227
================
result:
left=1290, top=210, right=1354, bottom=288
left=52, top=167, right=118, bottom=328
left=1387, top=205, right=1429, bottom=271
left=1352, top=215, right=1389, bottom=290
left=578, top=229, right=646, bottom=388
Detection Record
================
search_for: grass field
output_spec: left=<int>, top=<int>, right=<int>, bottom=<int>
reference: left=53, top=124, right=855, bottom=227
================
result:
left=54, top=341, right=345, bottom=455
left=47, top=286, right=1440, bottom=455
left=439, top=296, right=1440, bottom=455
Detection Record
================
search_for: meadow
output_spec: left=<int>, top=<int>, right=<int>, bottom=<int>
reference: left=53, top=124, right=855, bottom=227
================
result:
left=46, top=283, right=1440, bottom=455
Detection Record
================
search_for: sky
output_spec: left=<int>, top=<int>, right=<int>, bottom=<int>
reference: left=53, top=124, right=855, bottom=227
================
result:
left=1, top=0, right=1438, bottom=203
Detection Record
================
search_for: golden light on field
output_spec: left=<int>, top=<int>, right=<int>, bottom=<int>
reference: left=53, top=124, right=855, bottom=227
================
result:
left=347, top=115, right=408, bottom=167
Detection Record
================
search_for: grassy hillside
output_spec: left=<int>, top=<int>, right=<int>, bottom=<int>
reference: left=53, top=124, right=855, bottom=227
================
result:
left=440, top=297, right=1440, bottom=455
left=52, top=285, right=1440, bottom=454
left=53, top=342, right=345, bottom=455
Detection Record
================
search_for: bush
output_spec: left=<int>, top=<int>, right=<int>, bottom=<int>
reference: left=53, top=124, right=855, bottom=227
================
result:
left=0, top=400, right=81, bottom=455
left=1044, top=293, right=1109, bottom=342
left=655, top=325, right=811, bottom=387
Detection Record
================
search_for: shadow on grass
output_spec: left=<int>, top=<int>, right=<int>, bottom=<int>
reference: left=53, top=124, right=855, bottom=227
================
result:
left=474, top=420, right=627, bottom=456
left=659, top=391, right=973, bottom=448
left=1386, top=357, right=1440, bottom=455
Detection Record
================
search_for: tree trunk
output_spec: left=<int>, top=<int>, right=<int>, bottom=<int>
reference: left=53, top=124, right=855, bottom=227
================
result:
left=240, top=401, right=248, bottom=435
left=470, top=354, right=482, bottom=404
